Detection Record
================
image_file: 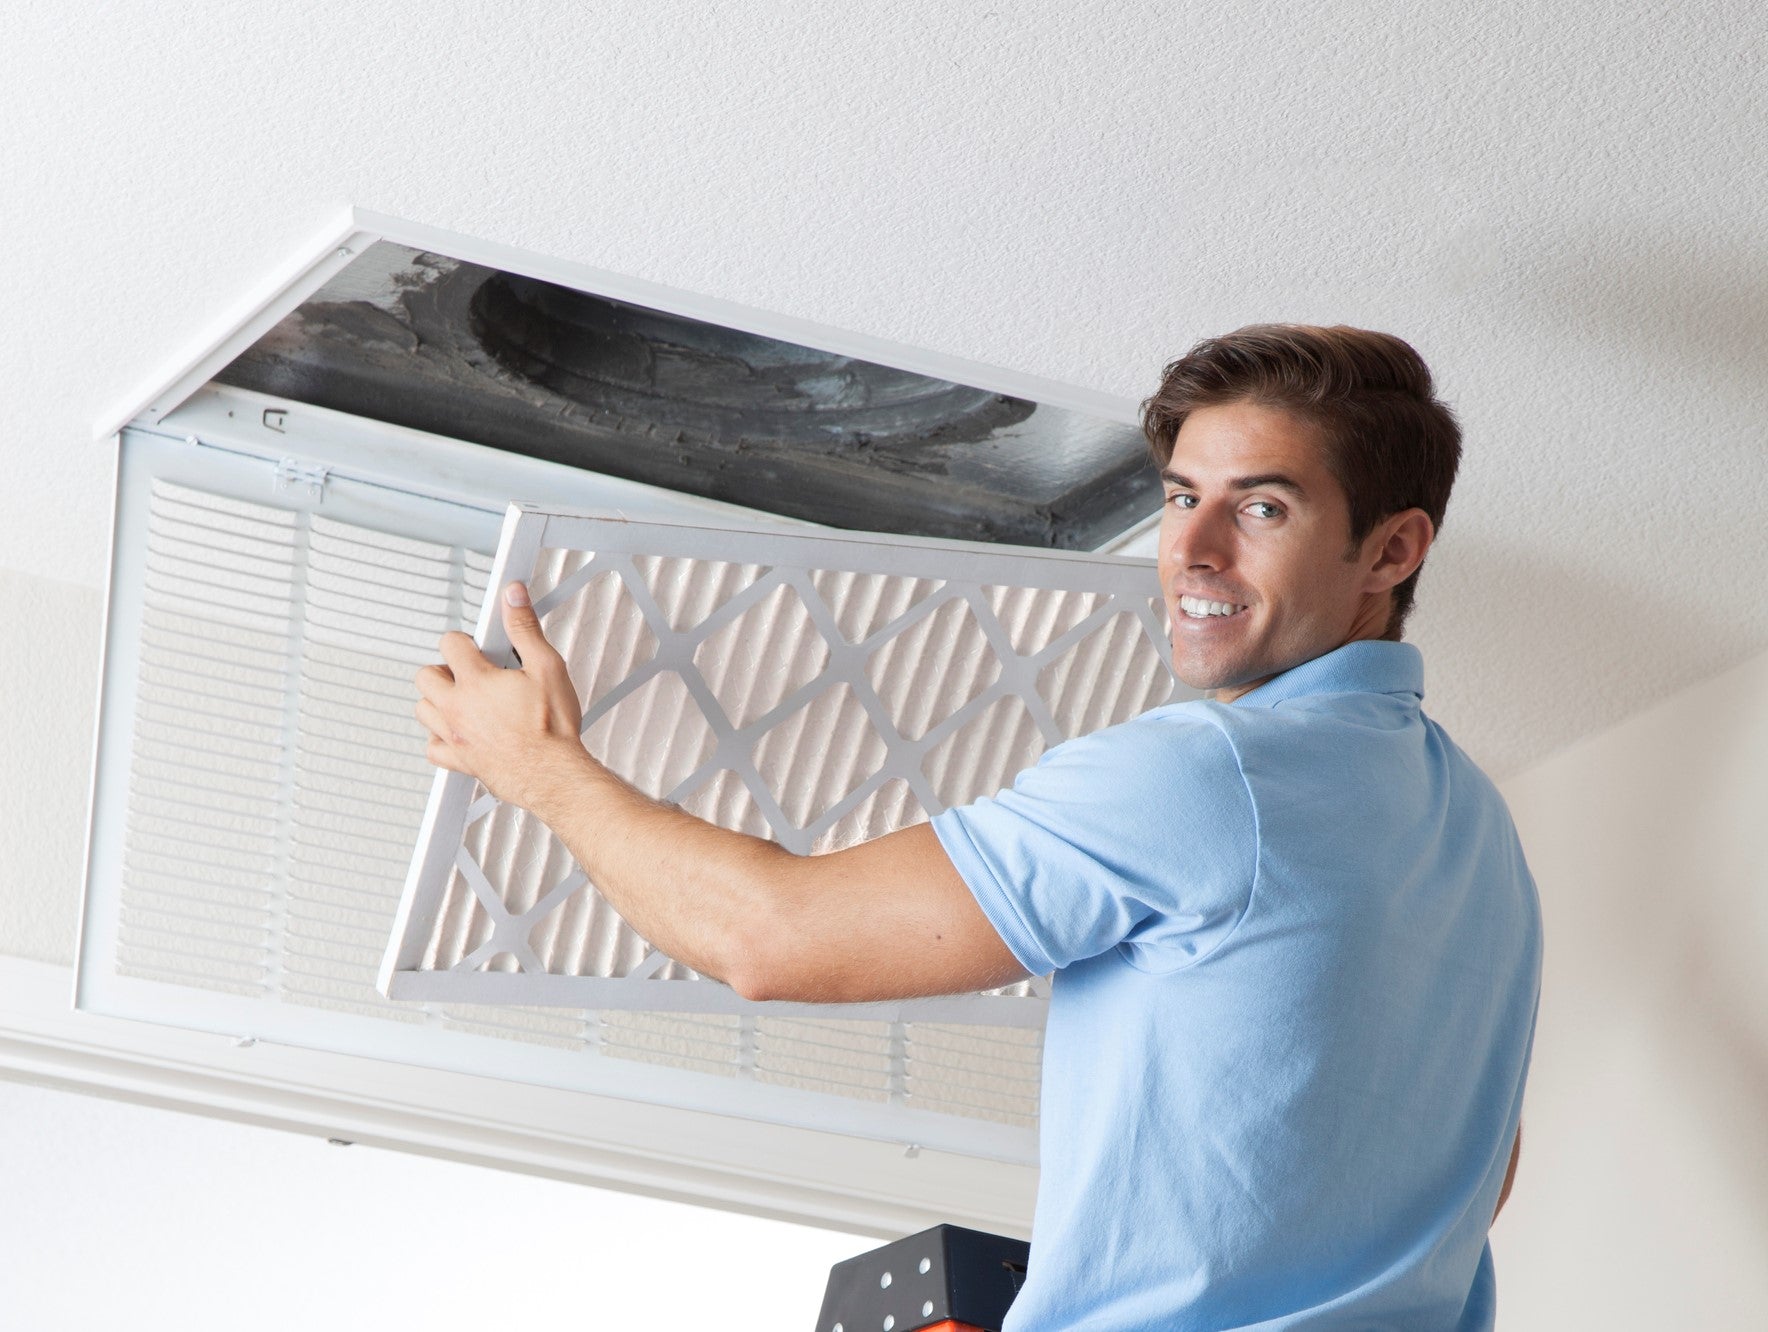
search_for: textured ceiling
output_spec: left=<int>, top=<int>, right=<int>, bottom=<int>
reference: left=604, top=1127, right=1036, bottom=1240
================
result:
left=2, top=0, right=1763, bottom=783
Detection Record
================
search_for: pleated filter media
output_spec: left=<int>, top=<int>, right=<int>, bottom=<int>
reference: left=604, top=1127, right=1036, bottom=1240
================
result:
left=380, top=504, right=1177, bottom=1127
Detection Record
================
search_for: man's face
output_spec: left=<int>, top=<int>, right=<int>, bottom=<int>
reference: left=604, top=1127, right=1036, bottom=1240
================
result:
left=1157, top=400, right=1394, bottom=702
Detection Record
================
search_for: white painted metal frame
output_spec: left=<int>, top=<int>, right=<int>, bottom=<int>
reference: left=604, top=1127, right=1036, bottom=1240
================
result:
left=379, top=507, right=1174, bottom=1020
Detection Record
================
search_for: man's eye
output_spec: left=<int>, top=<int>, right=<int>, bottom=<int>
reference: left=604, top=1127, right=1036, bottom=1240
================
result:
left=1245, top=501, right=1282, bottom=519
left=1166, top=492, right=1198, bottom=509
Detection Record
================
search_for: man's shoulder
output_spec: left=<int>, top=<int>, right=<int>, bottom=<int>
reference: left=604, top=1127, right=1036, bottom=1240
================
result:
left=1054, top=700, right=1247, bottom=778
left=1010, top=703, right=1255, bottom=828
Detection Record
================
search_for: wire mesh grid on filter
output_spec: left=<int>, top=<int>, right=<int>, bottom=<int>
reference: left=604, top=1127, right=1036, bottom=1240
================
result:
left=404, top=510, right=1176, bottom=1024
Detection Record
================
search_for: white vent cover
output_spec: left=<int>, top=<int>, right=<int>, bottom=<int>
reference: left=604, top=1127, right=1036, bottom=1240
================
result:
left=381, top=505, right=1177, bottom=1032
left=80, top=404, right=1178, bottom=1162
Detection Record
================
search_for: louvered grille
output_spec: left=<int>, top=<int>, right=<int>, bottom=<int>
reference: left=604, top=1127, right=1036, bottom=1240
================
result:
left=109, top=476, right=1175, bottom=1137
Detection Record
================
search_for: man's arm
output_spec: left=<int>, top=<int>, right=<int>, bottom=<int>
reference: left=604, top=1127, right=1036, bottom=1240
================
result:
left=416, top=583, right=1025, bottom=1004
left=525, top=751, right=1025, bottom=1002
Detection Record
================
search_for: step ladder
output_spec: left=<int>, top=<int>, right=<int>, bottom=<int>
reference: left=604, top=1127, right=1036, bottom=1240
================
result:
left=815, top=1224, right=1029, bottom=1332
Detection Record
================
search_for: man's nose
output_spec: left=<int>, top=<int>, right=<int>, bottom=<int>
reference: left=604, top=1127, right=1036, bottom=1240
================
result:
left=1168, top=503, right=1233, bottom=569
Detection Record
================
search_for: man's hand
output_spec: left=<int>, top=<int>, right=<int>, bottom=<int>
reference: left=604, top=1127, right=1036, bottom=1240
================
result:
left=413, top=581, right=586, bottom=810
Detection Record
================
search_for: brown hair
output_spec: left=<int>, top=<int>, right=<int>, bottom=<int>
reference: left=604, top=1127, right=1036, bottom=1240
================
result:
left=1139, top=323, right=1462, bottom=640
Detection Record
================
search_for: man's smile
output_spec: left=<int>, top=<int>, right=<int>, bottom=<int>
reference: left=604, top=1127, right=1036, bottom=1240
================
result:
left=1175, top=594, right=1250, bottom=621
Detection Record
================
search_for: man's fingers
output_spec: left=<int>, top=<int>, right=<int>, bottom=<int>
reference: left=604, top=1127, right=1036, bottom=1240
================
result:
left=414, top=696, right=447, bottom=739
left=437, top=630, right=490, bottom=679
left=413, top=662, right=454, bottom=700
left=425, top=735, right=463, bottom=772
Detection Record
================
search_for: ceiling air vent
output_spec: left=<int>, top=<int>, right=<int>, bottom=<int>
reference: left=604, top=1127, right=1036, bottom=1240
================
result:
left=77, top=212, right=1179, bottom=1207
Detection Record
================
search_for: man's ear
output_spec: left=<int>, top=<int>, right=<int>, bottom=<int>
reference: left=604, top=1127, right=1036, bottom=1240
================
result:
left=1363, top=508, right=1435, bottom=594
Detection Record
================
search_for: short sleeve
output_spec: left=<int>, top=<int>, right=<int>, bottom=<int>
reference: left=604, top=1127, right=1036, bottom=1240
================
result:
left=930, top=711, right=1257, bottom=975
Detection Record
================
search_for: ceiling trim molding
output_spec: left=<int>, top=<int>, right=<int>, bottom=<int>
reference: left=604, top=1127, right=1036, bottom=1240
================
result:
left=0, top=956, right=1035, bottom=1240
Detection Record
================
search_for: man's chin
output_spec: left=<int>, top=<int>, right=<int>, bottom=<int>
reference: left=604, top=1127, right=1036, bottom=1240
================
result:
left=1170, top=662, right=1238, bottom=693
left=1170, top=654, right=1266, bottom=697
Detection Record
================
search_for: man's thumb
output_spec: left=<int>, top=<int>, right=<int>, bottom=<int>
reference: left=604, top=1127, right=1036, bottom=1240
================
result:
left=501, top=582, right=548, bottom=664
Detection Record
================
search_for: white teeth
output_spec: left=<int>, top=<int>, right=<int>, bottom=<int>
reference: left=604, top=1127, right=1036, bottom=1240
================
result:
left=1178, top=595, right=1244, bottom=618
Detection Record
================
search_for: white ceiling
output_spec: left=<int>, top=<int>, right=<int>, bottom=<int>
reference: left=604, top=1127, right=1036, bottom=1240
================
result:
left=2, top=0, right=1763, bottom=781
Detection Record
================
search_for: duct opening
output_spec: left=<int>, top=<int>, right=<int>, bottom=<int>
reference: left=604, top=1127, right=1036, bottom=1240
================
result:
left=212, top=242, right=1159, bottom=549
left=468, top=274, right=1035, bottom=448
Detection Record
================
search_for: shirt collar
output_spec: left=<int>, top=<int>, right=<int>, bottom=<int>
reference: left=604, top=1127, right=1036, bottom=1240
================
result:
left=1228, top=639, right=1424, bottom=710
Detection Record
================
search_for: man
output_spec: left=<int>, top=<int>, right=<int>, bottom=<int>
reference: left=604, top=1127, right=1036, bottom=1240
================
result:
left=415, top=324, right=1542, bottom=1329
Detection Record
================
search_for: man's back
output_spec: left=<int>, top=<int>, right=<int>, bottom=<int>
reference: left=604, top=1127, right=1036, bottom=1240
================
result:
left=932, top=640, right=1542, bottom=1329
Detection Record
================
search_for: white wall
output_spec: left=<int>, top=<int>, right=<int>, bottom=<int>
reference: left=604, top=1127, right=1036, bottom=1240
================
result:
left=1490, top=646, right=1768, bottom=1327
left=0, top=570, right=97, bottom=964
left=0, top=1076, right=869, bottom=1332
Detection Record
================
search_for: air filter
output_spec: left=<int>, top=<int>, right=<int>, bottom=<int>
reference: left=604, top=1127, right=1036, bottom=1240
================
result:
left=379, top=504, right=1177, bottom=1029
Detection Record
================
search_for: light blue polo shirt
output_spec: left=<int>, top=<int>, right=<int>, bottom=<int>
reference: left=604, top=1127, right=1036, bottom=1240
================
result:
left=931, top=640, right=1541, bottom=1330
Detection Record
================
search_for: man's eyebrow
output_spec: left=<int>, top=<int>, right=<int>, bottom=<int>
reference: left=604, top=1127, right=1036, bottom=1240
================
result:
left=1160, top=470, right=1309, bottom=498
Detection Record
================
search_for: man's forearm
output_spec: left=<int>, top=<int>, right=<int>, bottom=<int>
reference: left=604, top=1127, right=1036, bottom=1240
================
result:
left=520, top=738, right=792, bottom=993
